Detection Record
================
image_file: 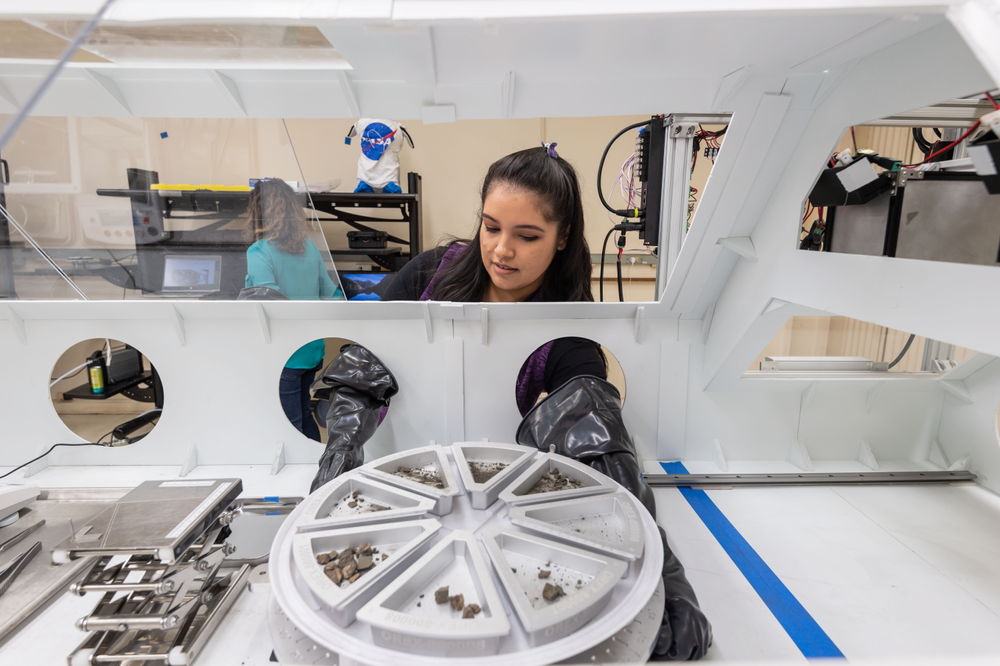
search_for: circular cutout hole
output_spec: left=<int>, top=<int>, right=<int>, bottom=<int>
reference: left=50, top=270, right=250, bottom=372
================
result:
left=516, top=337, right=626, bottom=417
left=50, top=338, right=162, bottom=445
left=281, top=337, right=358, bottom=442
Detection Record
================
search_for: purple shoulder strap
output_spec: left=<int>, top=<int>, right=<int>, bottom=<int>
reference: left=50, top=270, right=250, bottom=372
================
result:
left=419, top=243, right=466, bottom=301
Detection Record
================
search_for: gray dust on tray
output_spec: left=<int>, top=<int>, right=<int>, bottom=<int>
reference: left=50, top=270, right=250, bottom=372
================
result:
left=525, top=467, right=585, bottom=494
left=468, top=460, right=508, bottom=484
left=393, top=465, right=446, bottom=489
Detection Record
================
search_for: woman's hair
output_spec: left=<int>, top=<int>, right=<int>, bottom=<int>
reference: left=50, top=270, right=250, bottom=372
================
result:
left=243, top=178, right=308, bottom=254
left=432, top=146, right=593, bottom=302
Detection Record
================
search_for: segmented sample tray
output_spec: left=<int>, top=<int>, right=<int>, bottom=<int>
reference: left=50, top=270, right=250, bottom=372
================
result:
left=270, top=445, right=663, bottom=665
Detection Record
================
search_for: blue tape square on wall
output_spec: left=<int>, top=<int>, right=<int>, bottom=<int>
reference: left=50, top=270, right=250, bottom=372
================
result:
left=661, top=461, right=844, bottom=659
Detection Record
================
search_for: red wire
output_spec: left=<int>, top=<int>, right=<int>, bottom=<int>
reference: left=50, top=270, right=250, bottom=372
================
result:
left=904, top=120, right=981, bottom=166
left=987, top=91, right=1000, bottom=110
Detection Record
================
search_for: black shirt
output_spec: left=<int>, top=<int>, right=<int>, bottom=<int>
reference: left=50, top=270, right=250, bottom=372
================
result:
left=384, top=246, right=608, bottom=395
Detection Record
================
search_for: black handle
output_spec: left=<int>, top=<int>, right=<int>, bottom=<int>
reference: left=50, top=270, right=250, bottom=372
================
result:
left=0, top=159, right=8, bottom=185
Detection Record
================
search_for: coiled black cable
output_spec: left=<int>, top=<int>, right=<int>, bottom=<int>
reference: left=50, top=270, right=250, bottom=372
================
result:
left=596, top=119, right=651, bottom=218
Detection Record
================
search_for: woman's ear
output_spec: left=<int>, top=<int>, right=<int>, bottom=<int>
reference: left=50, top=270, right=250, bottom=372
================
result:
left=557, top=228, right=569, bottom=251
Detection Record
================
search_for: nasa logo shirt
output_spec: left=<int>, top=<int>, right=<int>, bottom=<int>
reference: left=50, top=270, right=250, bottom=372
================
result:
left=347, top=118, right=407, bottom=188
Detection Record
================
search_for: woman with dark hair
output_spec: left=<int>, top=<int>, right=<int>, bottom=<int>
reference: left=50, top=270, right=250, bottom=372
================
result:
left=377, top=144, right=712, bottom=660
left=383, top=145, right=606, bottom=408
left=244, top=178, right=344, bottom=441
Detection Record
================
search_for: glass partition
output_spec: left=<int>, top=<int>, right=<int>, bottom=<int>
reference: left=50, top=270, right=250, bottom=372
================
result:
left=0, top=7, right=733, bottom=304
left=1, top=115, right=343, bottom=300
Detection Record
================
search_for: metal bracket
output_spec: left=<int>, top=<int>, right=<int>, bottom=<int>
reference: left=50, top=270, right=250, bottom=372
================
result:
left=480, top=307, right=489, bottom=346
left=892, top=168, right=924, bottom=195
left=669, top=122, right=698, bottom=139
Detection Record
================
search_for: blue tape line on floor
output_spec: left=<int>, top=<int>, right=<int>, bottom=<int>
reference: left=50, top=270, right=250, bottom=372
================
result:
left=661, top=462, right=844, bottom=659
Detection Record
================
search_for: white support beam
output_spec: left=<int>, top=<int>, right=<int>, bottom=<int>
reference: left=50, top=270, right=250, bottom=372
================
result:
left=255, top=303, right=271, bottom=344
left=82, top=69, right=131, bottom=115
left=928, top=438, right=951, bottom=469
left=761, top=298, right=789, bottom=316
left=2, top=305, right=26, bottom=345
left=858, top=437, right=879, bottom=471
left=712, top=65, right=750, bottom=112
left=789, top=439, right=814, bottom=472
left=423, top=302, right=433, bottom=343
left=270, top=441, right=286, bottom=476
left=501, top=71, right=516, bottom=119
left=865, top=381, right=885, bottom=414
left=948, top=455, right=972, bottom=472
left=179, top=444, right=198, bottom=477
left=23, top=445, right=50, bottom=478
left=208, top=70, right=247, bottom=117
left=797, top=381, right=815, bottom=440
left=335, top=70, right=361, bottom=118
left=171, top=305, right=186, bottom=346
left=939, top=379, right=974, bottom=405
left=948, top=0, right=1000, bottom=89
left=0, top=78, right=17, bottom=111
left=716, top=236, right=757, bottom=263
left=480, top=307, right=489, bottom=346
left=700, top=303, right=715, bottom=345
left=710, top=438, right=728, bottom=473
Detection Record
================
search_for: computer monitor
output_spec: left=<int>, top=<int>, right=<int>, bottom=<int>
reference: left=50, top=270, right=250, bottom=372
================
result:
left=341, top=272, right=395, bottom=300
left=161, top=254, right=223, bottom=293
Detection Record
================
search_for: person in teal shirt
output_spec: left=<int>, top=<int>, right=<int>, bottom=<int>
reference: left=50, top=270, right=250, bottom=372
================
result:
left=244, top=178, right=344, bottom=441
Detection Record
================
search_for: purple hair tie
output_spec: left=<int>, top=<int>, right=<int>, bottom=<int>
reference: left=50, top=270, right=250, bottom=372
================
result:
left=542, top=141, right=558, bottom=159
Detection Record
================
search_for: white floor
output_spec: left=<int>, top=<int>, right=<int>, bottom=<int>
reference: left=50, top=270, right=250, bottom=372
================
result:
left=656, top=482, right=1000, bottom=663
left=5, top=461, right=1000, bottom=664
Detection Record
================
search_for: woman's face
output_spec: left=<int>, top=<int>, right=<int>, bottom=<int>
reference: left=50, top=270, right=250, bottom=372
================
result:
left=480, top=185, right=567, bottom=302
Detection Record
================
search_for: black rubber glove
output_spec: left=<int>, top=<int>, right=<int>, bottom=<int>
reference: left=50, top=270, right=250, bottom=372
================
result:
left=309, top=344, right=397, bottom=493
left=651, top=526, right=713, bottom=661
left=515, top=376, right=712, bottom=660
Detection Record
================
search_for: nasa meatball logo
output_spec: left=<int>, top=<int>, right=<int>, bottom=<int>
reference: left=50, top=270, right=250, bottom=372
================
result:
left=360, top=122, right=396, bottom=161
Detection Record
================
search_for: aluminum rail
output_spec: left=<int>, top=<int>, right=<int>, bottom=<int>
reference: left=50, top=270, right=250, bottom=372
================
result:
left=644, top=470, right=976, bottom=487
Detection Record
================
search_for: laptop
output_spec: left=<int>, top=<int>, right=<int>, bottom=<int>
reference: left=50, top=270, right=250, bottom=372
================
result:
left=341, top=272, right=395, bottom=300
left=154, top=254, right=223, bottom=296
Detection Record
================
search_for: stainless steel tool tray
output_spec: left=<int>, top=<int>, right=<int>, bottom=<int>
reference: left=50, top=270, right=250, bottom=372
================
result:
left=296, top=476, right=434, bottom=532
left=357, top=530, right=510, bottom=657
left=50, top=479, right=242, bottom=564
left=480, top=525, right=628, bottom=647
left=357, top=445, right=460, bottom=516
left=452, top=442, right=536, bottom=510
left=507, top=492, right=645, bottom=569
left=292, top=519, right=441, bottom=627
left=497, top=454, right=617, bottom=507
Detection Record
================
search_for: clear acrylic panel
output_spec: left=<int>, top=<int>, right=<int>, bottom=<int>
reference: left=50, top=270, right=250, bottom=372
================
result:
left=0, top=3, right=347, bottom=302
left=1, top=115, right=344, bottom=300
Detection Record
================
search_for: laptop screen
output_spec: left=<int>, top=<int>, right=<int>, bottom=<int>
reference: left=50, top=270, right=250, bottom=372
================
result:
left=162, top=255, right=223, bottom=292
left=341, top=272, right=395, bottom=300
